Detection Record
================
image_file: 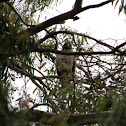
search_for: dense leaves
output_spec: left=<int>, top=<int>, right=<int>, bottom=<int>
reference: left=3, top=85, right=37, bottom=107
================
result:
left=0, top=0, right=126, bottom=125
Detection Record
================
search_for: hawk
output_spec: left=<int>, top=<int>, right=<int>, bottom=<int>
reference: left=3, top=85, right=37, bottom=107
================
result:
left=56, top=42, right=76, bottom=85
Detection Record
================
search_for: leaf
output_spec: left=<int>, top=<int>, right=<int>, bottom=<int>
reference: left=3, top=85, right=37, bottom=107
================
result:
left=124, top=5, right=126, bottom=14
left=84, top=37, right=88, bottom=43
left=11, top=12, right=17, bottom=25
left=39, top=62, right=46, bottom=69
left=114, top=0, right=119, bottom=8
left=119, top=5, right=123, bottom=14
left=24, top=17, right=29, bottom=24
left=33, top=87, right=38, bottom=94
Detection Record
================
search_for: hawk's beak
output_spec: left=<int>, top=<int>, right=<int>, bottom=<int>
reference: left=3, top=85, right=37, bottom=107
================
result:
left=67, top=44, right=69, bottom=46
left=66, top=44, right=70, bottom=48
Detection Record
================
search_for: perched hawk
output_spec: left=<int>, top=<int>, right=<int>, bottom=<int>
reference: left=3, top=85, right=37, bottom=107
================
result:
left=56, top=42, right=75, bottom=85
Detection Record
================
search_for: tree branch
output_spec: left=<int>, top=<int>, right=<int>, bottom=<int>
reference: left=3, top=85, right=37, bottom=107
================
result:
left=8, top=60, right=49, bottom=90
left=37, top=30, right=115, bottom=51
left=1, top=46, right=125, bottom=58
left=73, top=0, right=83, bottom=9
left=18, top=109, right=112, bottom=125
left=34, top=47, right=113, bottom=55
left=81, top=0, right=113, bottom=12
left=17, top=0, right=113, bottom=40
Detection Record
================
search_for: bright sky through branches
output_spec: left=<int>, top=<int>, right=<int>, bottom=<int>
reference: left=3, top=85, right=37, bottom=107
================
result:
left=45, top=0, right=126, bottom=40
left=13, top=0, right=126, bottom=110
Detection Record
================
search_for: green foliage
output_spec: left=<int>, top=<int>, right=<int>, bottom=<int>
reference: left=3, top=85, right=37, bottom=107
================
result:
left=0, top=0, right=126, bottom=125
left=105, top=93, right=126, bottom=126
left=114, top=0, right=126, bottom=14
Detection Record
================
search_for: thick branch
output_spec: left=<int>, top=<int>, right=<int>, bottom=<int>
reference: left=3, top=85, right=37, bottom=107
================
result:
left=73, top=0, right=83, bottom=9
left=112, top=41, right=126, bottom=51
left=20, top=110, right=112, bottom=125
left=17, top=0, right=113, bottom=39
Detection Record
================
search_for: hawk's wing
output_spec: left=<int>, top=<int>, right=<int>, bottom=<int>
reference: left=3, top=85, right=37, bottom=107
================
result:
left=56, top=54, right=75, bottom=76
left=55, top=42, right=76, bottom=77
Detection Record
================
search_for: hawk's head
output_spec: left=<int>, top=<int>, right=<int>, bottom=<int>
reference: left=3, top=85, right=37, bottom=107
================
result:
left=62, top=42, right=72, bottom=52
